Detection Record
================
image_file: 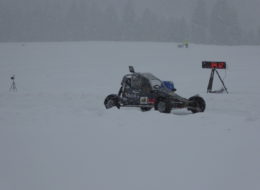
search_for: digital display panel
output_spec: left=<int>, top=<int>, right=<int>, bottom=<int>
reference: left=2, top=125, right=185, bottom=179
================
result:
left=202, top=61, right=226, bottom=69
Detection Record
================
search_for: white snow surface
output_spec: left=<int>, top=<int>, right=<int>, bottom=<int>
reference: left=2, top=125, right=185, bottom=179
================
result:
left=0, top=42, right=260, bottom=190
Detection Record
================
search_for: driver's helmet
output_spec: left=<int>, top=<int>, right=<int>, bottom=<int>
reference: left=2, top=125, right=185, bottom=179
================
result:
left=162, top=81, right=176, bottom=91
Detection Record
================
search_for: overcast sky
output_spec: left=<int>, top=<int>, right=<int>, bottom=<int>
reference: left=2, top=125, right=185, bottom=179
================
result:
left=1, top=0, right=260, bottom=30
left=107, top=0, right=260, bottom=30
left=1, top=0, right=260, bottom=43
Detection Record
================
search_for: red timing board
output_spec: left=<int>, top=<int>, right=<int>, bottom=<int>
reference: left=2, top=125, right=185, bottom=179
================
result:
left=202, top=61, right=226, bottom=69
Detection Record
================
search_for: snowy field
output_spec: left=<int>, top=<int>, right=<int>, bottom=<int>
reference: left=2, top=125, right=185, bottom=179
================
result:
left=0, top=41, right=260, bottom=190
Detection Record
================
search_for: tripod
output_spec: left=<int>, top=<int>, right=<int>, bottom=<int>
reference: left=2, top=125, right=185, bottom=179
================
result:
left=9, top=75, right=17, bottom=91
left=207, top=68, right=228, bottom=94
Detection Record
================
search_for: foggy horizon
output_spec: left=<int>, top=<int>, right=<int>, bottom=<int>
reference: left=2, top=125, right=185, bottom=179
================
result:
left=1, top=0, right=260, bottom=45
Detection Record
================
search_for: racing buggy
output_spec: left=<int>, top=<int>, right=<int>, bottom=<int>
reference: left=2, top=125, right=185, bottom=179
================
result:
left=104, top=66, right=206, bottom=114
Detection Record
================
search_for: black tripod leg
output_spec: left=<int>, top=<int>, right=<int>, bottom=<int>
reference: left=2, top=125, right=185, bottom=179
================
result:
left=215, top=70, right=228, bottom=94
left=207, top=69, right=215, bottom=93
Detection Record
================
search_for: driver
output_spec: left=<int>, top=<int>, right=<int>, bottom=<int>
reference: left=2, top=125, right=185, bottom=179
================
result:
left=125, top=78, right=131, bottom=87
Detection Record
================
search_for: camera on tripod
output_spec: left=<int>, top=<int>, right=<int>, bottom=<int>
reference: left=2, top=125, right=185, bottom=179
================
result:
left=9, top=75, right=17, bottom=91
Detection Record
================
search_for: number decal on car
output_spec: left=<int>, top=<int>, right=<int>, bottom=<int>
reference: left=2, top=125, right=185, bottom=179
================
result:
left=140, top=97, right=148, bottom=104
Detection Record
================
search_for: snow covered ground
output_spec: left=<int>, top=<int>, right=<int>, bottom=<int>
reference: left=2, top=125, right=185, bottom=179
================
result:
left=0, top=41, right=260, bottom=190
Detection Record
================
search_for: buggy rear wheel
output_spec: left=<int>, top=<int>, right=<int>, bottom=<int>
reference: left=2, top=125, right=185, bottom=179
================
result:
left=157, top=100, right=172, bottom=113
left=188, top=96, right=206, bottom=113
left=140, top=107, right=152, bottom=112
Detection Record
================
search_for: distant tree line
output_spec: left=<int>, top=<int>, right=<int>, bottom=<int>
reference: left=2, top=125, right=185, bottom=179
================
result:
left=0, top=0, right=259, bottom=45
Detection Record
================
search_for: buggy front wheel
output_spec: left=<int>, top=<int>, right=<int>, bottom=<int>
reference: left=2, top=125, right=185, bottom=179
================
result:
left=104, top=94, right=120, bottom=109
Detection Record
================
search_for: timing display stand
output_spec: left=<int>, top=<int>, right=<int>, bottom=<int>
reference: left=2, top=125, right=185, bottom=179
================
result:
left=202, top=61, right=228, bottom=94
